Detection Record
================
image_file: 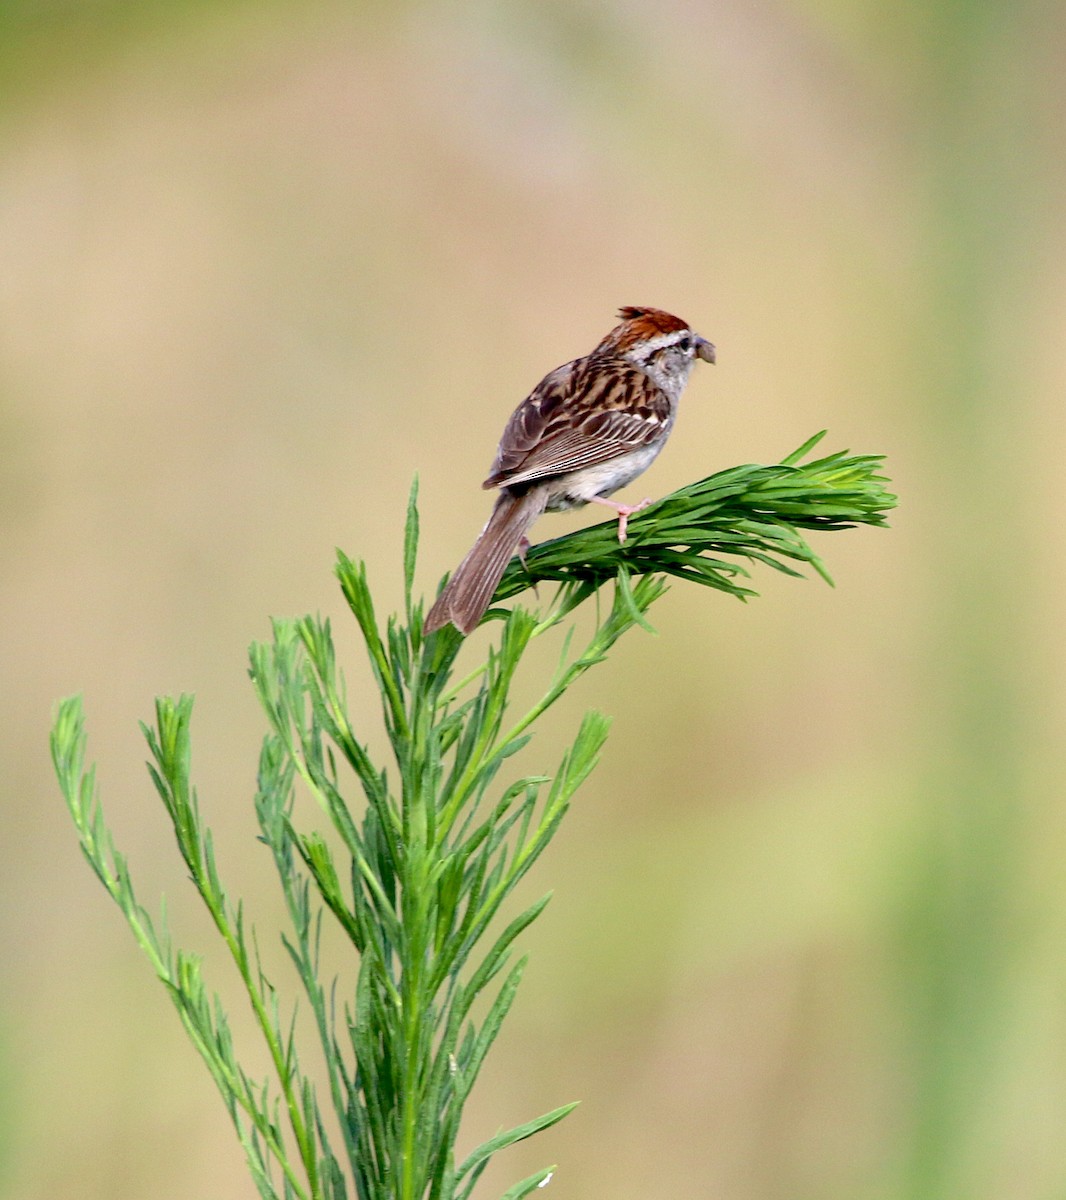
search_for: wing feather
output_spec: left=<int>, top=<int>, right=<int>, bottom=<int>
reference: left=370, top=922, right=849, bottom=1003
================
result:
left=483, top=356, right=670, bottom=490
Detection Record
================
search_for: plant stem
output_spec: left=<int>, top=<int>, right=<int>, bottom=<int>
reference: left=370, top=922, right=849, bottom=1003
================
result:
left=51, top=435, right=895, bottom=1200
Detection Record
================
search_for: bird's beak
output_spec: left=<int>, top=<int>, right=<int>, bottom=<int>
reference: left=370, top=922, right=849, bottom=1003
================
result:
left=696, top=337, right=716, bottom=364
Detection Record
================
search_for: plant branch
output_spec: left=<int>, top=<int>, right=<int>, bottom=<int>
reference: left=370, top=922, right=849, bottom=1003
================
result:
left=51, top=431, right=894, bottom=1200
left=488, top=431, right=895, bottom=611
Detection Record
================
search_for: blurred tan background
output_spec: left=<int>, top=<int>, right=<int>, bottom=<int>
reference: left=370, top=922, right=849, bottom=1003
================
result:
left=2, top=1, right=1065, bottom=1197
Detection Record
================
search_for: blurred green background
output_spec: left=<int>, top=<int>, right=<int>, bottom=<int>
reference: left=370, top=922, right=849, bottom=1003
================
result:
left=2, top=1, right=1064, bottom=1197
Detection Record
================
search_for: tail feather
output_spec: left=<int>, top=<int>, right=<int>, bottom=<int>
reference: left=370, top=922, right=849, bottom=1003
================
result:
left=424, top=489, right=547, bottom=635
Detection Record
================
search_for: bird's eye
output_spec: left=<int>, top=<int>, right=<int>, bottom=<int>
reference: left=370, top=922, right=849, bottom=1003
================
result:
left=678, top=335, right=692, bottom=352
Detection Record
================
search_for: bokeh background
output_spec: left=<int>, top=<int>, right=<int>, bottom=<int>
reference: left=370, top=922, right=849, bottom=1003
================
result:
left=2, top=1, right=1065, bottom=1197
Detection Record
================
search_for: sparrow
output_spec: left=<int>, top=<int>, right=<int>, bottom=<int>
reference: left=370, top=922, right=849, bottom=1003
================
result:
left=424, top=306, right=715, bottom=635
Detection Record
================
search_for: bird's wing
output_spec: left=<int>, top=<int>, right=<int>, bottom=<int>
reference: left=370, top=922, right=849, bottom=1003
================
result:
left=483, top=357, right=671, bottom=489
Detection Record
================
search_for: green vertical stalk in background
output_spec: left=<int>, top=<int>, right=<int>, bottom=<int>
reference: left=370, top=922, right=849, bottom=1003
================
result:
left=896, top=4, right=1042, bottom=1195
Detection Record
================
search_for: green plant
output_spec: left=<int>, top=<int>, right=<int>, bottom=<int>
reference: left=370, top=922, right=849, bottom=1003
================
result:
left=50, top=432, right=894, bottom=1200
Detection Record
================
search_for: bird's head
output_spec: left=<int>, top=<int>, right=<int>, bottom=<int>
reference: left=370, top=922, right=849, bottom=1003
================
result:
left=600, top=306, right=715, bottom=396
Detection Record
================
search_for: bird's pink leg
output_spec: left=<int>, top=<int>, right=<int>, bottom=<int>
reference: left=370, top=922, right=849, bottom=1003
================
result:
left=515, top=534, right=541, bottom=597
left=588, top=495, right=652, bottom=543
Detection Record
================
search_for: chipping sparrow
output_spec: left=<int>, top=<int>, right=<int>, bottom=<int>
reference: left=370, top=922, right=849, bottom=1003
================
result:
left=424, top=306, right=715, bottom=636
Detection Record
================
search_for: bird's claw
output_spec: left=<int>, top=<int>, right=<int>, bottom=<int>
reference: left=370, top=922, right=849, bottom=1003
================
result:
left=615, top=498, right=652, bottom=543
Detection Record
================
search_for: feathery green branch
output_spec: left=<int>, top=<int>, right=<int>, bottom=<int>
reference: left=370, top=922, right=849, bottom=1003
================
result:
left=492, top=431, right=894, bottom=608
left=51, top=432, right=894, bottom=1200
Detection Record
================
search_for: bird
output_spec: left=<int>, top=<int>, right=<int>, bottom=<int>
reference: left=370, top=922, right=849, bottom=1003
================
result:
left=424, top=306, right=715, bottom=636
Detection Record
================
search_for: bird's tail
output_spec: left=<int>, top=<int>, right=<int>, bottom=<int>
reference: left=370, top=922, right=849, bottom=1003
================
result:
left=424, top=489, right=547, bottom=635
